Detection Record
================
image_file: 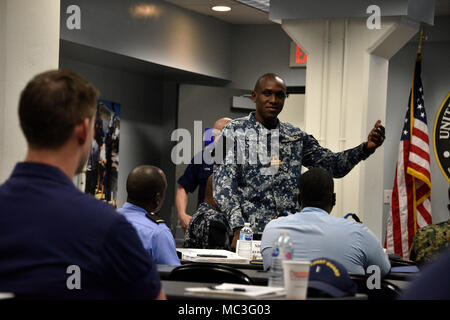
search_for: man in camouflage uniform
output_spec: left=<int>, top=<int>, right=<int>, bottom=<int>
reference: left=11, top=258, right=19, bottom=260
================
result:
left=410, top=220, right=450, bottom=267
left=410, top=187, right=450, bottom=267
left=184, top=175, right=232, bottom=249
left=214, top=73, right=386, bottom=248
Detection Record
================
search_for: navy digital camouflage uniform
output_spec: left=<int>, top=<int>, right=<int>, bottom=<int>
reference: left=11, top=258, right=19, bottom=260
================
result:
left=213, top=112, right=372, bottom=233
left=410, top=219, right=449, bottom=266
left=184, top=203, right=232, bottom=249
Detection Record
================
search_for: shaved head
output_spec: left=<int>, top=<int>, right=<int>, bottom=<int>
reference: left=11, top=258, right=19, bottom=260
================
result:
left=253, top=73, right=285, bottom=92
left=214, top=117, right=232, bottom=131
left=126, top=165, right=167, bottom=210
left=212, top=117, right=232, bottom=139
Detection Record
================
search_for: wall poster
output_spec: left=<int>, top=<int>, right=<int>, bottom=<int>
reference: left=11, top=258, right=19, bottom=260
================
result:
left=78, top=100, right=120, bottom=207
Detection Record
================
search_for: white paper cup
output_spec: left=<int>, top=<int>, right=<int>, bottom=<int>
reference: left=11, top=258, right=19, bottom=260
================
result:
left=282, top=260, right=310, bottom=299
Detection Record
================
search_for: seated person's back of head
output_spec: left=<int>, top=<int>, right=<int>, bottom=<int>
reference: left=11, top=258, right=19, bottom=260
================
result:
left=0, top=70, right=164, bottom=299
left=261, top=167, right=391, bottom=277
left=184, top=175, right=232, bottom=250
left=117, top=166, right=180, bottom=266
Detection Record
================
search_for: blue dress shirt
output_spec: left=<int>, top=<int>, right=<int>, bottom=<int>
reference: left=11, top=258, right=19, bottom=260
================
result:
left=118, top=202, right=181, bottom=266
left=261, top=207, right=391, bottom=276
left=177, top=146, right=215, bottom=207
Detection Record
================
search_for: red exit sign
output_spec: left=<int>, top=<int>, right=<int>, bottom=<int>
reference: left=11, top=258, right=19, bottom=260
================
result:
left=290, top=41, right=308, bottom=67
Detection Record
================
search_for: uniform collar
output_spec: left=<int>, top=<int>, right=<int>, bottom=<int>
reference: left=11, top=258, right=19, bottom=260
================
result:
left=10, top=162, right=74, bottom=187
left=249, top=112, right=280, bottom=132
left=248, top=112, right=296, bottom=138
left=121, top=202, right=147, bottom=216
left=300, top=207, right=330, bottom=216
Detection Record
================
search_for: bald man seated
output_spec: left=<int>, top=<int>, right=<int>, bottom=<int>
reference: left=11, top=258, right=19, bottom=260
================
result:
left=118, top=166, right=181, bottom=266
left=261, top=168, right=391, bottom=276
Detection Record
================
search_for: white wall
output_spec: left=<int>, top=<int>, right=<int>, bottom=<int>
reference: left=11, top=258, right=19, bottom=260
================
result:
left=60, top=0, right=232, bottom=81
left=0, top=0, right=5, bottom=178
left=0, top=0, right=60, bottom=182
left=279, top=17, right=420, bottom=242
left=278, top=94, right=305, bottom=129
left=384, top=18, right=450, bottom=237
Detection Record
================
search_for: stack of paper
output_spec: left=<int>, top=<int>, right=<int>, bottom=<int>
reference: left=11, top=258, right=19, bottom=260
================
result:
left=185, top=283, right=285, bottom=297
left=235, top=240, right=262, bottom=260
left=251, top=241, right=262, bottom=260
left=177, top=248, right=250, bottom=264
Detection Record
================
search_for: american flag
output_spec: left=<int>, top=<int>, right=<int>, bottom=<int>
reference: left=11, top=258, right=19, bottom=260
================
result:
left=385, top=54, right=432, bottom=259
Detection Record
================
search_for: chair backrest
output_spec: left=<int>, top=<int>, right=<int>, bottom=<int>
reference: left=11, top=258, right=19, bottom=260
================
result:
left=350, top=274, right=402, bottom=300
left=168, top=263, right=254, bottom=285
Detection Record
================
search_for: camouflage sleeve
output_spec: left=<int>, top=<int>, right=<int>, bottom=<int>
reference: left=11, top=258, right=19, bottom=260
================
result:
left=409, top=223, right=450, bottom=266
left=302, top=134, right=370, bottom=178
left=213, top=127, right=245, bottom=231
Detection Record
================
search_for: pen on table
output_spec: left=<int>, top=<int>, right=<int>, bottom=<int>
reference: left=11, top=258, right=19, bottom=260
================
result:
left=196, top=254, right=228, bottom=258
left=207, top=285, right=246, bottom=292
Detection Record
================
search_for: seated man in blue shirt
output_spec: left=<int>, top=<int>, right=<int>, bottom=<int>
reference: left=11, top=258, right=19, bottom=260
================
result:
left=261, top=167, right=391, bottom=276
left=0, top=70, right=164, bottom=299
left=118, top=166, right=181, bottom=265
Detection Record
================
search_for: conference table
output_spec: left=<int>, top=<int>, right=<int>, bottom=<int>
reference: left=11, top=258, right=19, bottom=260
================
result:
left=159, top=264, right=416, bottom=287
left=161, top=280, right=368, bottom=300
left=162, top=280, right=277, bottom=300
left=158, top=263, right=416, bottom=300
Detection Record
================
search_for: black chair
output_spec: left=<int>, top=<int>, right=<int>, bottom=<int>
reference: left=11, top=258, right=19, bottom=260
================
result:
left=350, top=274, right=402, bottom=300
left=168, top=263, right=254, bottom=285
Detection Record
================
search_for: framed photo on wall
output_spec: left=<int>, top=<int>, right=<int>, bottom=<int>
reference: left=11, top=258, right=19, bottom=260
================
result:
left=77, top=100, right=120, bottom=207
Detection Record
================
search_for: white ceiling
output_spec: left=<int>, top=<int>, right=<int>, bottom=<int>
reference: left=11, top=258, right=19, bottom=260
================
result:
left=164, top=0, right=450, bottom=25
left=163, top=0, right=271, bottom=24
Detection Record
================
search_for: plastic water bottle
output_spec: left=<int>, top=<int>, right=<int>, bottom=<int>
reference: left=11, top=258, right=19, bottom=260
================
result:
left=237, top=223, right=253, bottom=259
left=268, top=229, right=293, bottom=287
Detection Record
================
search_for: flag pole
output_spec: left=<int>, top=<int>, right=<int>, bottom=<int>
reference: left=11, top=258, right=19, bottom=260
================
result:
left=412, top=25, right=424, bottom=235
left=417, top=25, right=427, bottom=55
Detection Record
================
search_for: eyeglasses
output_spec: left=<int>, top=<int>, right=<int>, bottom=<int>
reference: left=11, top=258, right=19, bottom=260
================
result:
left=260, top=90, right=287, bottom=100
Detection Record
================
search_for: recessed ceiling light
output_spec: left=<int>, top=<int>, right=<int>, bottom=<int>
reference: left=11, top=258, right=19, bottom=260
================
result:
left=212, top=6, right=231, bottom=12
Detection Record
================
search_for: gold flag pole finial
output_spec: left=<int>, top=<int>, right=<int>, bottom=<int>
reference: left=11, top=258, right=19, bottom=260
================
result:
left=417, top=25, right=428, bottom=55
